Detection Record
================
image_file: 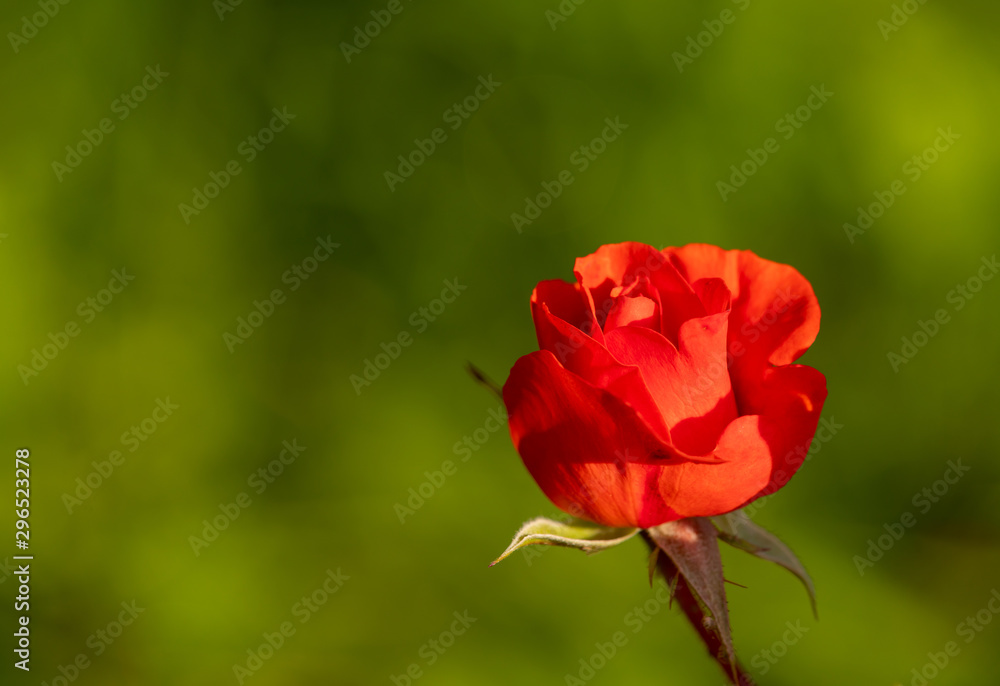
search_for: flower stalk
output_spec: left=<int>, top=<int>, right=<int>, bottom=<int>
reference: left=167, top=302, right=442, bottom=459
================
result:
left=643, top=531, right=755, bottom=685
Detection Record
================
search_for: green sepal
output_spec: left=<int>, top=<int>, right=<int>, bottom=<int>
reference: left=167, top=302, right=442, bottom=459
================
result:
left=490, top=516, right=639, bottom=567
left=647, top=517, right=736, bottom=678
left=712, top=509, right=817, bottom=619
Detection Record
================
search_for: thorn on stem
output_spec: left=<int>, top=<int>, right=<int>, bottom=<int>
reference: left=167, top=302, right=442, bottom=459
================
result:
left=668, top=571, right=680, bottom=609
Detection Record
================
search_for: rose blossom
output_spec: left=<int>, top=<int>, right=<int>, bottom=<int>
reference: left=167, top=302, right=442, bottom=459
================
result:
left=503, top=242, right=827, bottom=528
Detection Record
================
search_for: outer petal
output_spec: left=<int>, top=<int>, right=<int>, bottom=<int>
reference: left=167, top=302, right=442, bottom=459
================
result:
left=655, top=416, right=775, bottom=517
left=661, top=243, right=826, bottom=506
left=743, top=364, right=828, bottom=500
left=663, top=244, right=820, bottom=369
left=503, top=350, right=683, bottom=528
left=658, top=364, right=827, bottom=517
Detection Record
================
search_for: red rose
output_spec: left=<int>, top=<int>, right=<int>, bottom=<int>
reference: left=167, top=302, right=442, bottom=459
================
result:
left=502, top=242, right=827, bottom=528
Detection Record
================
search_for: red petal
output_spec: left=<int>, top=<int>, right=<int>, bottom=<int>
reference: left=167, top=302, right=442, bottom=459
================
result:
left=604, top=294, right=659, bottom=331
left=660, top=364, right=827, bottom=517
left=604, top=313, right=738, bottom=456
left=657, top=416, right=775, bottom=517
left=663, top=244, right=821, bottom=389
left=574, top=242, right=705, bottom=345
left=502, top=351, right=682, bottom=528
left=744, top=364, right=828, bottom=500
left=691, top=277, right=731, bottom=315
left=531, top=297, right=672, bottom=445
left=532, top=279, right=605, bottom=346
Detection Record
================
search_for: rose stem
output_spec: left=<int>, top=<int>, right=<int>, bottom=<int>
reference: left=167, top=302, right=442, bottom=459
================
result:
left=641, top=532, right=756, bottom=686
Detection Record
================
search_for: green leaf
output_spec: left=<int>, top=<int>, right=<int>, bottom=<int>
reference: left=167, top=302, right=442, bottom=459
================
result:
left=712, top=509, right=817, bottom=619
left=647, top=518, right=736, bottom=679
left=490, top=517, right=639, bottom=566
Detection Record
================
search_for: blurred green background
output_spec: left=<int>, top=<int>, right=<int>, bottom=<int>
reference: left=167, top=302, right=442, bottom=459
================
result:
left=2, top=0, right=999, bottom=684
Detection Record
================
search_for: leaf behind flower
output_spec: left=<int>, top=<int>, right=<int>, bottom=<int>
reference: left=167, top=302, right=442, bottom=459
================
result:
left=713, top=509, right=817, bottom=618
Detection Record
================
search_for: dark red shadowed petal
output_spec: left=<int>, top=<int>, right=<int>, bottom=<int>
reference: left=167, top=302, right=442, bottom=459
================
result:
left=690, top=277, right=731, bottom=316
left=533, top=279, right=605, bottom=346
left=503, top=350, right=683, bottom=528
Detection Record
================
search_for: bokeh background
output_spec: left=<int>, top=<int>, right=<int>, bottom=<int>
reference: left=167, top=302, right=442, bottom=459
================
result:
left=2, top=1, right=999, bottom=684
